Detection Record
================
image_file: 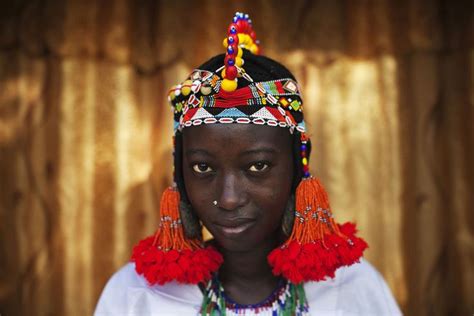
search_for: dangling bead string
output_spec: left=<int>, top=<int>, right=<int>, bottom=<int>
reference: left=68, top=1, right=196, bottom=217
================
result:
left=300, top=133, right=310, bottom=178
left=221, top=12, right=260, bottom=92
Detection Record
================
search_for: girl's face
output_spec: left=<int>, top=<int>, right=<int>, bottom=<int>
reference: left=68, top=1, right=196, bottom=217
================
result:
left=182, top=124, right=294, bottom=252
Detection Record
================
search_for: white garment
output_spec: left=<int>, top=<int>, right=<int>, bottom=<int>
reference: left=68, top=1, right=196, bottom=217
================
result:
left=94, top=259, right=402, bottom=316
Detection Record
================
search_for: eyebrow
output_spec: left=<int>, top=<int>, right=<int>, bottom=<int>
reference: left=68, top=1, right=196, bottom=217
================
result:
left=240, top=148, right=279, bottom=156
left=185, top=149, right=213, bottom=157
left=185, top=147, right=279, bottom=158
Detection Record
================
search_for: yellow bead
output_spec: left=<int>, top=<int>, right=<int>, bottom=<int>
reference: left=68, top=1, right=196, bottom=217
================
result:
left=221, top=78, right=238, bottom=92
left=237, top=34, right=246, bottom=45
left=181, top=80, right=192, bottom=96
left=245, top=34, right=252, bottom=45
left=222, top=38, right=228, bottom=48
left=169, top=91, right=176, bottom=101
left=302, top=158, right=308, bottom=165
left=235, top=57, right=244, bottom=67
left=237, top=47, right=243, bottom=57
left=221, top=68, right=226, bottom=78
left=250, top=44, right=258, bottom=54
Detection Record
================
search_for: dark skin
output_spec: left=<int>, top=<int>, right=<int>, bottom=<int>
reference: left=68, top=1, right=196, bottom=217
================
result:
left=182, top=124, right=294, bottom=304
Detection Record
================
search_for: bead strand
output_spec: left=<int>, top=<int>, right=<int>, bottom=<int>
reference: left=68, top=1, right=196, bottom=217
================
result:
left=222, top=12, right=260, bottom=92
left=301, top=134, right=310, bottom=178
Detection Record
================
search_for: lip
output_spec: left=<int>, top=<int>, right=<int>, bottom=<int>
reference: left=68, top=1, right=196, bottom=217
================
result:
left=213, top=218, right=256, bottom=236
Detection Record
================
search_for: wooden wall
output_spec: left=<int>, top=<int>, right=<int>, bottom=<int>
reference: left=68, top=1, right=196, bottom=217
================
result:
left=0, top=1, right=472, bottom=315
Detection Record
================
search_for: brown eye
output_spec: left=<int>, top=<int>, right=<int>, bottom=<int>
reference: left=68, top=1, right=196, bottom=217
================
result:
left=248, top=162, right=269, bottom=172
left=192, top=163, right=213, bottom=174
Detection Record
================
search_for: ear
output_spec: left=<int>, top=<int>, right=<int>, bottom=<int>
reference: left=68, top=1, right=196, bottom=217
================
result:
left=281, top=194, right=295, bottom=237
left=179, top=200, right=203, bottom=239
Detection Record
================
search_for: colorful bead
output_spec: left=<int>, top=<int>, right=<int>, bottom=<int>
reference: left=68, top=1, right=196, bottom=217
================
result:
left=174, top=85, right=181, bottom=96
left=221, top=78, right=238, bottom=92
left=228, top=24, right=237, bottom=34
left=181, top=80, right=192, bottom=96
left=200, top=84, right=212, bottom=95
left=225, top=65, right=238, bottom=79
left=227, top=45, right=235, bottom=55
left=235, top=57, right=243, bottom=67
left=250, top=44, right=258, bottom=54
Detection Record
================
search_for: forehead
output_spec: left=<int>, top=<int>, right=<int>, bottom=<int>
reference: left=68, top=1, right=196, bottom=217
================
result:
left=181, top=124, right=293, bottom=153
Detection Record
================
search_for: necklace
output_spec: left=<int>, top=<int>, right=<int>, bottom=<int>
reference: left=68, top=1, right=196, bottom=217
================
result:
left=200, top=276, right=309, bottom=315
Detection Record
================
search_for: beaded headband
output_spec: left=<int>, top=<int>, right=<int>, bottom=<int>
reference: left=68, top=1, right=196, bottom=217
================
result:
left=168, top=69, right=306, bottom=134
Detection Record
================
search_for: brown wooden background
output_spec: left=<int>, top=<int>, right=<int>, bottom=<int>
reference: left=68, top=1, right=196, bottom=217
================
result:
left=0, top=1, right=472, bottom=315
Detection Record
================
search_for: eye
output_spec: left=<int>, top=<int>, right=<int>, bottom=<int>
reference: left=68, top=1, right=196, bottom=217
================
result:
left=192, top=163, right=213, bottom=174
left=248, top=162, right=269, bottom=172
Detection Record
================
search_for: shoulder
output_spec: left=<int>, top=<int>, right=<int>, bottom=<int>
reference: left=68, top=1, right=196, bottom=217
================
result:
left=304, top=259, right=402, bottom=316
left=94, top=262, right=203, bottom=315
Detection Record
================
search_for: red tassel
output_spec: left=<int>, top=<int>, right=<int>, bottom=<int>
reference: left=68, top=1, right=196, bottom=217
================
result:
left=268, top=177, right=368, bottom=284
left=131, top=187, right=223, bottom=285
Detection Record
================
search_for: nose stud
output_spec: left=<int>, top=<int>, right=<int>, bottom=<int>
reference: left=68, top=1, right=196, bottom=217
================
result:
left=213, top=200, right=218, bottom=206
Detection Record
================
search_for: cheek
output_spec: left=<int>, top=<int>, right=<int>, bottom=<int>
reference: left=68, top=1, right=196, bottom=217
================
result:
left=252, top=177, right=292, bottom=228
left=182, top=169, right=213, bottom=214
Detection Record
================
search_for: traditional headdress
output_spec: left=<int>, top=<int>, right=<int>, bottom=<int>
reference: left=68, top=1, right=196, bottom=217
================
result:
left=131, top=12, right=367, bottom=289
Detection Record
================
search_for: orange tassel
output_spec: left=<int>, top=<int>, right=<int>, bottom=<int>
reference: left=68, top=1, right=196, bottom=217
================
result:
left=152, top=187, right=201, bottom=251
left=289, top=177, right=345, bottom=245
left=268, top=177, right=368, bottom=283
left=131, top=187, right=223, bottom=285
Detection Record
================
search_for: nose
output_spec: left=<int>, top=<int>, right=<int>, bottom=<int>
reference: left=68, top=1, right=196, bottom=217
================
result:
left=216, top=172, right=246, bottom=211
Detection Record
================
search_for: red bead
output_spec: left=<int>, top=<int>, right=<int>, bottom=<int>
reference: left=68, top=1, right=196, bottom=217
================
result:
left=236, top=20, right=245, bottom=32
left=225, top=65, right=238, bottom=79
left=250, top=30, right=256, bottom=40
left=228, top=34, right=238, bottom=45
left=227, top=44, right=237, bottom=55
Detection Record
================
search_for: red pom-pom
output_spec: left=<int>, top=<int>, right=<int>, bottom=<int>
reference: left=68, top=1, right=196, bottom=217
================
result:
left=267, top=222, right=368, bottom=284
left=131, top=237, right=223, bottom=285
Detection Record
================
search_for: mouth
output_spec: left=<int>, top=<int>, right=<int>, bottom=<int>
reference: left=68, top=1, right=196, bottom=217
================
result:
left=213, top=218, right=256, bottom=236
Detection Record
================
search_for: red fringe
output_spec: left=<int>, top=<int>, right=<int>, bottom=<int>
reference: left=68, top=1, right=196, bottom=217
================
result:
left=131, top=236, right=223, bottom=285
left=130, top=187, right=223, bottom=285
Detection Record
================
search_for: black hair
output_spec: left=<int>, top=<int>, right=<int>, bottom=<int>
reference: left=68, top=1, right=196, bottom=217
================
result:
left=173, top=51, right=311, bottom=237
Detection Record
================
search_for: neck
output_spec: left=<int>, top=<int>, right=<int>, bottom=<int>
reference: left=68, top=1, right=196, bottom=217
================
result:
left=215, top=234, right=282, bottom=304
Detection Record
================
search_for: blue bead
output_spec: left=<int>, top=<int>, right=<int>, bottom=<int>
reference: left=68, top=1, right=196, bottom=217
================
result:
left=227, top=59, right=235, bottom=66
left=227, top=46, right=234, bottom=54
left=228, top=36, right=234, bottom=44
left=304, top=171, right=311, bottom=178
left=230, top=26, right=237, bottom=34
left=233, top=16, right=238, bottom=23
left=301, top=144, right=307, bottom=151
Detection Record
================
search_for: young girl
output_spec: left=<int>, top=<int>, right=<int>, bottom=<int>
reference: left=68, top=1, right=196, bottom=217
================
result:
left=94, top=12, right=402, bottom=316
